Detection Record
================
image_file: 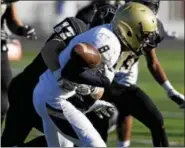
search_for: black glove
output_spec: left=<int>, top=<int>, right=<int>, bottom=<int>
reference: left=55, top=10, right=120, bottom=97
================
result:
left=94, top=106, right=115, bottom=119
left=167, top=89, right=184, bottom=108
left=17, top=25, right=37, bottom=39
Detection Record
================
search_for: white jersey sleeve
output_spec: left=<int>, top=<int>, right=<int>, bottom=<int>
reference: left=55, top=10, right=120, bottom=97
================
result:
left=38, top=24, right=121, bottom=110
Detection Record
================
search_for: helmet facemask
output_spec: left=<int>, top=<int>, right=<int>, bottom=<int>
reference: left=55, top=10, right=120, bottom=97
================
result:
left=136, top=22, right=158, bottom=55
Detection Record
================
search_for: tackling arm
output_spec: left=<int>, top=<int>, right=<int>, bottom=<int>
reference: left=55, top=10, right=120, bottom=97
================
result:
left=61, top=43, right=115, bottom=99
left=5, top=3, right=24, bottom=34
left=5, top=3, right=36, bottom=38
left=41, top=37, right=65, bottom=72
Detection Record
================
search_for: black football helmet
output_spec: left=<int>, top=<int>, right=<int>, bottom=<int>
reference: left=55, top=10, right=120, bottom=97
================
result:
left=1, top=0, right=19, bottom=4
left=89, top=4, right=117, bottom=28
left=125, top=0, right=160, bottom=14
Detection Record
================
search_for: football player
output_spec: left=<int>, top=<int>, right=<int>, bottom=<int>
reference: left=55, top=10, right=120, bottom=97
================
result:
left=108, top=1, right=184, bottom=147
left=1, top=0, right=36, bottom=125
left=1, top=2, right=160, bottom=147
left=1, top=16, right=115, bottom=147
left=1, top=4, right=117, bottom=145
left=32, top=14, right=120, bottom=148
left=1, top=17, right=87, bottom=147
left=115, top=0, right=161, bottom=147
left=33, top=2, right=158, bottom=147
left=76, top=1, right=184, bottom=147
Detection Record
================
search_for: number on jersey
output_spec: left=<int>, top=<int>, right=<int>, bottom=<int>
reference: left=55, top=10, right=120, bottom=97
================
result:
left=98, top=45, right=110, bottom=54
left=54, top=20, right=76, bottom=41
left=115, top=52, right=138, bottom=71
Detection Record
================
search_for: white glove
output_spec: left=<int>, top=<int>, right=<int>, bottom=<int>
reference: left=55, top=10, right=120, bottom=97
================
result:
left=162, top=80, right=184, bottom=108
left=167, top=89, right=184, bottom=108
left=84, top=100, right=115, bottom=118
left=103, top=65, right=115, bottom=83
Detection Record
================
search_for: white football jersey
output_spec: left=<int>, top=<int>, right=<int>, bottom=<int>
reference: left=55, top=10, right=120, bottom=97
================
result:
left=114, top=50, right=139, bottom=86
left=37, top=24, right=121, bottom=109
left=58, top=24, right=121, bottom=70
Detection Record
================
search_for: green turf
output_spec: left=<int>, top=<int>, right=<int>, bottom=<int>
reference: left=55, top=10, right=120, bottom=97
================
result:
left=9, top=49, right=184, bottom=147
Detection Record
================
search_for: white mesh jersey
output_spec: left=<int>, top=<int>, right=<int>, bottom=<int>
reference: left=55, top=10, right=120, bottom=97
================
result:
left=114, top=50, right=139, bottom=86
left=37, top=24, right=121, bottom=109
left=58, top=24, right=121, bottom=72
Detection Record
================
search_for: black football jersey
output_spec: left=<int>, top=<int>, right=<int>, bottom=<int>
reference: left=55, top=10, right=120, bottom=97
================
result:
left=22, top=17, right=88, bottom=78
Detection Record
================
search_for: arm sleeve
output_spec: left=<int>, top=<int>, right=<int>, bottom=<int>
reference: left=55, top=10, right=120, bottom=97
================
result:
left=61, top=55, right=111, bottom=88
left=41, top=37, right=66, bottom=71
left=61, top=42, right=111, bottom=87
left=67, top=67, right=110, bottom=87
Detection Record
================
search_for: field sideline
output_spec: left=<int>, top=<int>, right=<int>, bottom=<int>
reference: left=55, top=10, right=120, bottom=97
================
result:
left=9, top=48, right=184, bottom=147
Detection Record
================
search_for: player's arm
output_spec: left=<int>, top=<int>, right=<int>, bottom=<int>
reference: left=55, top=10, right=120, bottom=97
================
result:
left=62, top=43, right=114, bottom=88
left=5, top=3, right=24, bottom=32
left=41, top=36, right=65, bottom=72
left=145, top=48, right=184, bottom=107
left=5, top=3, right=36, bottom=38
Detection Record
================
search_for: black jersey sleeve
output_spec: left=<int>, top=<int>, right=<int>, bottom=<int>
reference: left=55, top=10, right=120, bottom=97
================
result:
left=41, top=37, right=66, bottom=71
left=62, top=66, right=111, bottom=89
left=61, top=51, right=111, bottom=88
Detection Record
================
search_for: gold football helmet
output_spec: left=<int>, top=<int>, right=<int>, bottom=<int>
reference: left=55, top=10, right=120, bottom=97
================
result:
left=111, top=2, right=158, bottom=55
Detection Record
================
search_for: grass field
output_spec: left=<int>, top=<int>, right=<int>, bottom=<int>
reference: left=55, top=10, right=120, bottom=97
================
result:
left=10, top=48, right=184, bottom=147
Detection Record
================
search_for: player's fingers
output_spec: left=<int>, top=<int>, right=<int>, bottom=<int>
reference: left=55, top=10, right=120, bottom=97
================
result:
left=101, top=109, right=111, bottom=118
left=95, top=111, right=104, bottom=119
left=107, top=107, right=115, bottom=115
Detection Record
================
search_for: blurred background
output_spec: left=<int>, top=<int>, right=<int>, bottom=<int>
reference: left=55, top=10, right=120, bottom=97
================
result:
left=7, top=0, right=184, bottom=147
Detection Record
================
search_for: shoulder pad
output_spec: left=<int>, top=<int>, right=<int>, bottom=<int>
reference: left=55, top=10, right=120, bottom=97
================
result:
left=53, top=17, right=88, bottom=41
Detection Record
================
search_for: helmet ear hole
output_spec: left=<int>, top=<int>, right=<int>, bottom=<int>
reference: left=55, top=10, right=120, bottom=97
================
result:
left=127, top=31, right=132, bottom=37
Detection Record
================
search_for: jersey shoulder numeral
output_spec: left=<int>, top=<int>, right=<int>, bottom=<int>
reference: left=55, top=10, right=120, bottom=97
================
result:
left=54, top=19, right=76, bottom=41
left=115, top=52, right=138, bottom=71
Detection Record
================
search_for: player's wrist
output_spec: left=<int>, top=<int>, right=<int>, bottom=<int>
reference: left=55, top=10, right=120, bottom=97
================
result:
left=53, top=69, right=61, bottom=81
left=162, top=80, right=174, bottom=93
left=90, top=87, right=104, bottom=100
left=91, top=87, right=100, bottom=95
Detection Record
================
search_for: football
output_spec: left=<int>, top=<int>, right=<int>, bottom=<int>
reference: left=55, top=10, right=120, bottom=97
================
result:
left=72, top=43, right=101, bottom=68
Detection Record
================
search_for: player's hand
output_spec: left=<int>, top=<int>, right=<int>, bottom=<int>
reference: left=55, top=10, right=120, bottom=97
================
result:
left=94, top=105, right=115, bottom=119
left=1, top=30, right=9, bottom=41
left=85, top=100, right=115, bottom=119
left=18, top=25, right=37, bottom=40
left=76, top=84, right=92, bottom=96
left=103, top=65, right=115, bottom=83
left=58, top=79, right=77, bottom=92
left=168, top=89, right=184, bottom=108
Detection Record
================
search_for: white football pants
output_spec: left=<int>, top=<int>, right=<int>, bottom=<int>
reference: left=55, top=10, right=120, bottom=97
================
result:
left=33, top=82, right=106, bottom=147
